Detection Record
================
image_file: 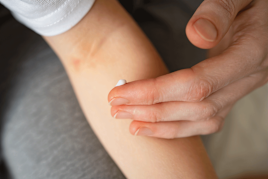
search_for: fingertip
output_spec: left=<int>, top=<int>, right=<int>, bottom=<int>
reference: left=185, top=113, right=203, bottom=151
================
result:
left=186, top=19, right=217, bottom=49
left=129, top=120, right=140, bottom=135
left=108, top=88, right=116, bottom=103
left=110, top=106, right=120, bottom=118
left=193, top=19, right=217, bottom=42
left=108, top=79, right=128, bottom=103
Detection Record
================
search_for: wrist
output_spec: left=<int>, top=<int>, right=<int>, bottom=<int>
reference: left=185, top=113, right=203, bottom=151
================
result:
left=44, top=0, right=135, bottom=64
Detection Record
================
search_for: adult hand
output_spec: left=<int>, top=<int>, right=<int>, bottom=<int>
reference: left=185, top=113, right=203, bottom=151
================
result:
left=108, top=0, right=268, bottom=139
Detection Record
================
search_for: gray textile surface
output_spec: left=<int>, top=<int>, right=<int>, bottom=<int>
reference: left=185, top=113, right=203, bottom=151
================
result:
left=0, top=7, right=125, bottom=179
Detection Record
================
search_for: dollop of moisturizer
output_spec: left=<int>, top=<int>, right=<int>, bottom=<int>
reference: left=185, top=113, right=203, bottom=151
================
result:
left=115, top=79, right=127, bottom=87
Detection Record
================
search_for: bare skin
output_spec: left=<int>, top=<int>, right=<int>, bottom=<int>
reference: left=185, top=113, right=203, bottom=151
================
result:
left=44, top=0, right=217, bottom=178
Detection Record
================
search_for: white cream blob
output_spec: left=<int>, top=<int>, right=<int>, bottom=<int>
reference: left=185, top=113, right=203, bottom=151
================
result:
left=115, top=79, right=127, bottom=87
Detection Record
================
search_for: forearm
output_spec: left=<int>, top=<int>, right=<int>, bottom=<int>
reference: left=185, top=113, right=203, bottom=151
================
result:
left=44, top=0, right=217, bottom=178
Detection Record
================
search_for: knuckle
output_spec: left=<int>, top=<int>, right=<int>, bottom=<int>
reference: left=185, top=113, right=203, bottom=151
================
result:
left=217, top=0, right=236, bottom=18
left=233, top=32, right=265, bottom=67
left=187, top=78, right=213, bottom=101
left=148, top=105, right=164, bottom=123
left=249, top=40, right=266, bottom=62
left=148, top=110, right=159, bottom=123
left=204, top=123, right=220, bottom=134
left=203, top=118, right=223, bottom=134
left=199, top=102, right=218, bottom=120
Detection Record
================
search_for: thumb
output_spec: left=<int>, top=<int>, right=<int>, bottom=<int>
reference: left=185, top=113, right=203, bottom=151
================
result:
left=186, top=0, right=252, bottom=49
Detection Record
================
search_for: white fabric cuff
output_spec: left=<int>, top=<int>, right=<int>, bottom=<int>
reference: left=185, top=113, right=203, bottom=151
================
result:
left=1, top=0, right=95, bottom=36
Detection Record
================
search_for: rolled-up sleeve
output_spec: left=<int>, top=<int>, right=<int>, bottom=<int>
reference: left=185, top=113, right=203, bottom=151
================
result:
left=0, top=0, right=95, bottom=36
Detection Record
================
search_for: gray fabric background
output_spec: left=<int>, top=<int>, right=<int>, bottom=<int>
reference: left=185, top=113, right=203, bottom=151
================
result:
left=0, top=0, right=267, bottom=179
left=0, top=3, right=127, bottom=179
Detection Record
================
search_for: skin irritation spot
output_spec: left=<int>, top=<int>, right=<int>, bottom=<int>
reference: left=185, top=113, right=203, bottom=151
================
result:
left=71, top=56, right=100, bottom=73
left=72, top=58, right=81, bottom=72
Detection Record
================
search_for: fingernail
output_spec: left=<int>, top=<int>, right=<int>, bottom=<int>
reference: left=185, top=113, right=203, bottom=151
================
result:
left=109, top=79, right=128, bottom=106
left=193, top=19, right=217, bottom=42
left=114, top=111, right=133, bottom=119
left=115, top=79, right=127, bottom=87
left=135, top=128, right=153, bottom=136
left=109, top=98, right=129, bottom=106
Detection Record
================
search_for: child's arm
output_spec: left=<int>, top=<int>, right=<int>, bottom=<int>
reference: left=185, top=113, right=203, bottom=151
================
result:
left=44, top=0, right=217, bottom=178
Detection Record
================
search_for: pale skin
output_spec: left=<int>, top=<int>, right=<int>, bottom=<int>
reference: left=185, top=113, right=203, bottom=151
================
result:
left=44, top=0, right=217, bottom=178
left=109, top=0, right=268, bottom=138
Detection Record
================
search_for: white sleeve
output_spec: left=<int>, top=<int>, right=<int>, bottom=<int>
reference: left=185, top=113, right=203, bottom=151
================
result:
left=0, top=0, right=95, bottom=36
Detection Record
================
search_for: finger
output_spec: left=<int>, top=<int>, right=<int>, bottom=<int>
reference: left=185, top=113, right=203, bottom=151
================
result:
left=109, top=38, right=265, bottom=106
left=111, top=70, right=267, bottom=122
left=129, top=116, right=224, bottom=139
left=129, top=84, right=253, bottom=139
left=186, top=0, right=252, bottom=49
left=111, top=101, right=220, bottom=122
left=128, top=71, right=267, bottom=138
left=108, top=69, right=206, bottom=105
